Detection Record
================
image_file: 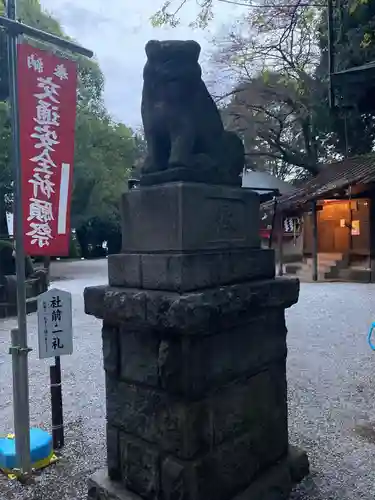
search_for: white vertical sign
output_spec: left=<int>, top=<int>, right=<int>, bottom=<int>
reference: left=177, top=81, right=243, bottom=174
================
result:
left=57, top=162, right=70, bottom=235
left=37, top=288, right=73, bottom=359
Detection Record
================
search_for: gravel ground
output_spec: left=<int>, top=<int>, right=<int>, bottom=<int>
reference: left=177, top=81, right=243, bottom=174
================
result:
left=289, top=282, right=375, bottom=499
left=0, top=260, right=375, bottom=499
left=0, top=260, right=107, bottom=500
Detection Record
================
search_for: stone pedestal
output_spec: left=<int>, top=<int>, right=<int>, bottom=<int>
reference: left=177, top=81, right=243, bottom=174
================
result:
left=84, top=182, right=308, bottom=500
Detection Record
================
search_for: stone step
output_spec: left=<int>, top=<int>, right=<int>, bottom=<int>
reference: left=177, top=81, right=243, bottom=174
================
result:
left=337, top=268, right=371, bottom=283
left=295, top=271, right=326, bottom=281
left=284, top=264, right=301, bottom=275
left=305, top=258, right=340, bottom=267
left=305, top=262, right=335, bottom=271
left=316, top=252, right=343, bottom=261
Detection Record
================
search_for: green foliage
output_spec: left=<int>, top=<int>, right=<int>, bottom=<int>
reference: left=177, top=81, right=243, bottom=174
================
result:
left=317, top=0, right=375, bottom=156
left=153, top=0, right=375, bottom=173
left=0, top=0, right=137, bottom=247
left=0, top=0, right=105, bottom=109
left=0, top=102, right=11, bottom=207
left=151, top=0, right=214, bottom=28
left=72, top=107, right=136, bottom=229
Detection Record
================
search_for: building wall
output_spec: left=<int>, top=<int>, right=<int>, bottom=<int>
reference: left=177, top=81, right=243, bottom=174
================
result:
left=303, top=199, right=370, bottom=257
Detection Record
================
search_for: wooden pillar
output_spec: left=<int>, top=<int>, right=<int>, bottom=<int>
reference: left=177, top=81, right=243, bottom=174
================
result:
left=369, top=195, right=375, bottom=282
left=278, top=213, right=284, bottom=277
left=312, top=201, right=318, bottom=281
left=268, top=198, right=278, bottom=249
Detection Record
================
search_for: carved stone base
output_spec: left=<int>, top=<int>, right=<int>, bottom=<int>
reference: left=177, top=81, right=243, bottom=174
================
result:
left=121, top=182, right=260, bottom=253
left=85, top=180, right=308, bottom=500
left=108, top=248, right=275, bottom=292
left=87, top=447, right=309, bottom=500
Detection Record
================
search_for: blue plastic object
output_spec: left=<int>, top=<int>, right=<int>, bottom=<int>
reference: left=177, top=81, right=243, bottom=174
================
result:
left=368, top=322, right=375, bottom=351
left=0, top=428, right=52, bottom=470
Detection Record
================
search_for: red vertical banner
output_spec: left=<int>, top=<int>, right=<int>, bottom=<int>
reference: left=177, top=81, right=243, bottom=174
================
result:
left=17, top=43, right=77, bottom=256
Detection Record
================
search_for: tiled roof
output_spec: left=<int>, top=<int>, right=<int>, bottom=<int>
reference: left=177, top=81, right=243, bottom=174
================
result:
left=262, top=153, right=375, bottom=212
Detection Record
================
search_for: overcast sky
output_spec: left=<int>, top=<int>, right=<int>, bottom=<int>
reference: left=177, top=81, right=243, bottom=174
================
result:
left=39, top=0, right=243, bottom=129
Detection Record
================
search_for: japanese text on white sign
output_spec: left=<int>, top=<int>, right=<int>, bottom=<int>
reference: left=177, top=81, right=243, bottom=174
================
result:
left=37, top=288, right=73, bottom=359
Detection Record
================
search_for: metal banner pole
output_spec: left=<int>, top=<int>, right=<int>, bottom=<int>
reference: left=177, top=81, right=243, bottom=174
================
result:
left=312, top=201, right=318, bottom=282
left=2, top=0, right=92, bottom=476
left=6, top=0, right=31, bottom=474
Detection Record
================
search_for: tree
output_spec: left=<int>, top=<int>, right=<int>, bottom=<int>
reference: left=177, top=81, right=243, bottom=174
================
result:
left=152, top=1, right=331, bottom=178
left=72, top=108, right=136, bottom=230
left=0, top=0, right=104, bottom=105
left=154, top=0, right=375, bottom=175
left=0, top=0, right=106, bottom=237
left=152, top=0, right=238, bottom=28
left=317, top=0, right=375, bottom=156
left=0, top=102, right=11, bottom=237
left=213, top=0, right=333, bottom=177
left=0, top=0, right=137, bottom=251
left=222, top=74, right=323, bottom=177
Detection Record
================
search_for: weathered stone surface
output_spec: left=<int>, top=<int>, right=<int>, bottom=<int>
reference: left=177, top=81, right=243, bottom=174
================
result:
left=87, top=447, right=308, bottom=500
left=159, top=427, right=287, bottom=500
left=121, top=183, right=260, bottom=253
left=88, top=469, right=141, bottom=500
left=84, top=278, right=299, bottom=333
left=206, top=364, right=287, bottom=447
left=102, top=325, right=120, bottom=375
left=106, top=364, right=287, bottom=458
left=233, top=446, right=310, bottom=500
left=106, top=374, right=203, bottom=458
left=119, top=329, right=165, bottom=387
left=119, top=434, right=160, bottom=500
left=288, top=445, right=310, bottom=484
left=108, top=254, right=141, bottom=290
left=233, top=456, right=292, bottom=500
left=108, top=248, right=275, bottom=292
left=107, top=425, right=121, bottom=480
left=102, top=310, right=287, bottom=396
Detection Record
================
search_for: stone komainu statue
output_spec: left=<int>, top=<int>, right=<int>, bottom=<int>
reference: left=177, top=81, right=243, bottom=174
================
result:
left=141, top=40, right=245, bottom=186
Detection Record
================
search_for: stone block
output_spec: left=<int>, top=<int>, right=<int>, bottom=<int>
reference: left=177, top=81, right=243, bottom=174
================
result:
left=107, top=425, right=121, bottom=480
left=118, top=329, right=164, bottom=387
left=106, top=374, right=202, bottom=458
left=111, top=310, right=287, bottom=396
left=160, top=427, right=288, bottom=500
left=121, top=183, right=260, bottom=253
left=88, top=469, right=138, bottom=500
left=87, top=447, right=309, bottom=500
left=108, top=248, right=275, bottom=292
left=108, top=254, right=141, bottom=289
left=119, top=434, right=160, bottom=500
left=84, top=278, right=300, bottom=333
left=102, top=325, right=120, bottom=375
left=205, top=364, right=288, bottom=447
left=106, top=364, right=287, bottom=458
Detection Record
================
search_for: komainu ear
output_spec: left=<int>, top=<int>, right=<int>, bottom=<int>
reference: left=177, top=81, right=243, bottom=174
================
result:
left=145, top=40, right=161, bottom=61
left=185, top=40, right=201, bottom=61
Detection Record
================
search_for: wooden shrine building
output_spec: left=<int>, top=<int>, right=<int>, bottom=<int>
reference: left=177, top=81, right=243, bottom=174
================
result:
left=261, top=153, right=375, bottom=282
